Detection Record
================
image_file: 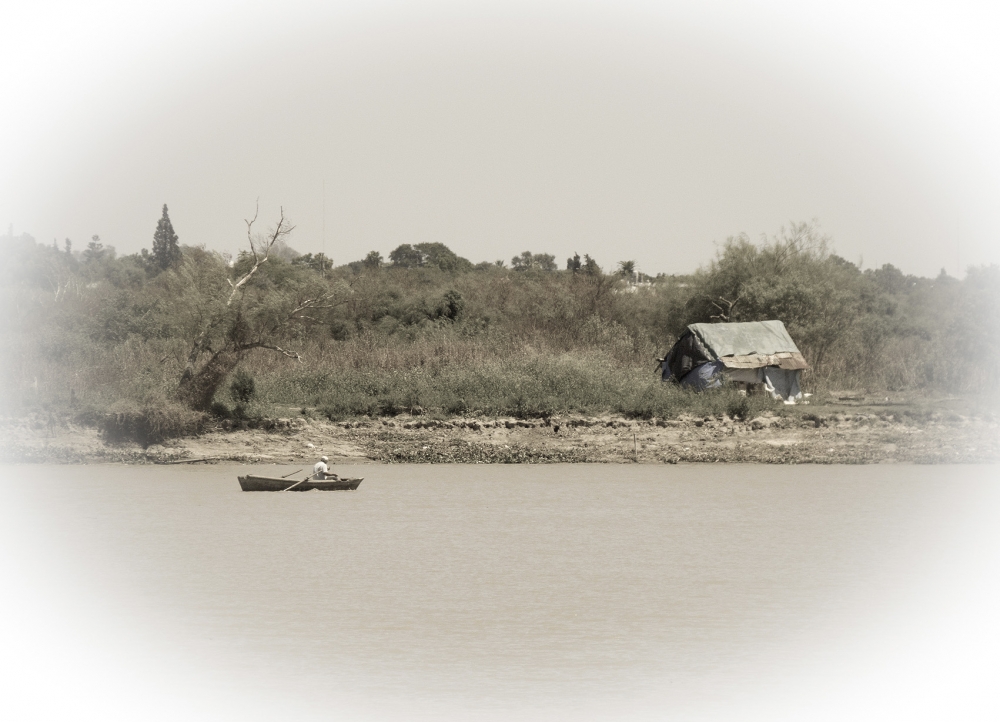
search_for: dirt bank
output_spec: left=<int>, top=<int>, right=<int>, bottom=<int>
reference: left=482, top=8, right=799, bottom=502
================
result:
left=3, top=405, right=998, bottom=465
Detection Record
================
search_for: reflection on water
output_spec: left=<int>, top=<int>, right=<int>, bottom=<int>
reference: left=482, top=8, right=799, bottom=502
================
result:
left=1, top=464, right=998, bottom=721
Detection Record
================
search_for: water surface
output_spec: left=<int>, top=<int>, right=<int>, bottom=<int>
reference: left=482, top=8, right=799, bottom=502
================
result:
left=1, top=464, right=998, bottom=721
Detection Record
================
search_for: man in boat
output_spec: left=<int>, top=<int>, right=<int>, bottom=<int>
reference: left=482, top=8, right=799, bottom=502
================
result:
left=312, top=456, right=339, bottom=480
left=312, top=456, right=340, bottom=480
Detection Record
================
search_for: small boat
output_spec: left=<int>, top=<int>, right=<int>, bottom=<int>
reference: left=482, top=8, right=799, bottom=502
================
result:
left=238, top=475, right=363, bottom=492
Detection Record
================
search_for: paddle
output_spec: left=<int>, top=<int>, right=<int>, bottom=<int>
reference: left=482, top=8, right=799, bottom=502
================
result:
left=280, top=468, right=303, bottom=479
left=281, top=477, right=310, bottom=492
left=282, top=469, right=342, bottom=491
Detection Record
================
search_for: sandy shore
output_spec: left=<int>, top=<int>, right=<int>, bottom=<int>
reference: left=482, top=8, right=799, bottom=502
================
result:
left=3, top=405, right=998, bottom=465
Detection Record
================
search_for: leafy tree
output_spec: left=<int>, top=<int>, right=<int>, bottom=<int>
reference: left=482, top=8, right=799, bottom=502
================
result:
left=511, top=251, right=558, bottom=271
left=679, top=222, right=865, bottom=368
left=535, top=254, right=557, bottom=272
left=617, top=260, right=636, bottom=281
left=582, top=254, right=601, bottom=276
left=388, top=242, right=471, bottom=271
left=151, top=204, right=182, bottom=271
left=388, top=243, right=425, bottom=268
left=268, top=240, right=301, bottom=262
left=292, top=252, right=333, bottom=273
left=511, top=251, right=534, bottom=270
left=866, top=263, right=911, bottom=296
left=362, top=250, right=383, bottom=270
left=567, top=253, right=581, bottom=272
left=415, top=242, right=471, bottom=272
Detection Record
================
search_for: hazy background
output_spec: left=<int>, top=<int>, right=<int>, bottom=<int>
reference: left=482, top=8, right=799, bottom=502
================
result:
left=2, top=0, right=999, bottom=278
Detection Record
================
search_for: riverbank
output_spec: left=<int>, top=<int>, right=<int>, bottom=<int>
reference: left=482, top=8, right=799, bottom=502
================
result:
left=3, top=398, right=998, bottom=465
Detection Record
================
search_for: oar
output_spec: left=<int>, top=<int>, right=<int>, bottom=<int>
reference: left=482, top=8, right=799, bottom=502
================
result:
left=282, top=476, right=310, bottom=492
left=280, top=468, right=303, bottom=479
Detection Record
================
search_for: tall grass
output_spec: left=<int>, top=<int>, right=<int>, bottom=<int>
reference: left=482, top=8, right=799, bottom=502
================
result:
left=232, top=333, right=778, bottom=421
left=0, top=326, right=782, bottom=426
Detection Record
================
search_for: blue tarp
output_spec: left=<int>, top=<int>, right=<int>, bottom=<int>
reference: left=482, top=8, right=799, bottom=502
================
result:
left=678, top=360, right=725, bottom=389
left=662, top=359, right=802, bottom=401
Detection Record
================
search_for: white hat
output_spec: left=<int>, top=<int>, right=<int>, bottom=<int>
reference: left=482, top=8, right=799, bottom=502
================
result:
left=320, top=455, right=329, bottom=462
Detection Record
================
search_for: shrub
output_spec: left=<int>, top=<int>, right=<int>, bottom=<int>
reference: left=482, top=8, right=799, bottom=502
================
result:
left=209, top=401, right=231, bottom=418
left=99, top=402, right=206, bottom=447
left=230, top=370, right=256, bottom=404
left=329, top=319, right=352, bottom=341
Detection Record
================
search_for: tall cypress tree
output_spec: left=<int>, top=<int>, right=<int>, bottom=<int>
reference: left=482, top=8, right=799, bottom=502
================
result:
left=151, top=204, right=181, bottom=271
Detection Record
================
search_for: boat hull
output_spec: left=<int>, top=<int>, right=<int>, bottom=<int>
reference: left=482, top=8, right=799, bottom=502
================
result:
left=238, top=475, right=363, bottom=492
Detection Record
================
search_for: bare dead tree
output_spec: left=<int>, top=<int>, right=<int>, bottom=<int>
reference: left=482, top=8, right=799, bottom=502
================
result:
left=175, top=206, right=346, bottom=411
left=225, top=204, right=292, bottom=305
left=709, top=293, right=742, bottom=322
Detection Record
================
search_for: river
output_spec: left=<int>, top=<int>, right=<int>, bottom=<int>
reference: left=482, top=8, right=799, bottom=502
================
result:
left=1, top=463, right=998, bottom=721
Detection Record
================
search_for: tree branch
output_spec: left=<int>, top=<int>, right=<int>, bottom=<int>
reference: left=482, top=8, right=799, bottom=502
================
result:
left=245, top=200, right=260, bottom=263
left=709, top=293, right=742, bottom=322
left=288, top=293, right=343, bottom=316
left=228, top=205, right=295, bottom=306
left=247, top=343, right=303, bottom=361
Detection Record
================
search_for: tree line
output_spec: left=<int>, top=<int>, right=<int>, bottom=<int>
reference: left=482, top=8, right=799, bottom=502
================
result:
left=1, top=207, right=997, bottom=427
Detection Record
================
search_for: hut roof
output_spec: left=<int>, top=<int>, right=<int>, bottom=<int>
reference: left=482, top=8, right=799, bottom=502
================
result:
left=687, top=320, right=808, bottom=370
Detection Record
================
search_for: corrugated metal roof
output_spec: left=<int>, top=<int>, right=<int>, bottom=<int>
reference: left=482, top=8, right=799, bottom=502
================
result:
left=688, top=320, right=801, bottom=358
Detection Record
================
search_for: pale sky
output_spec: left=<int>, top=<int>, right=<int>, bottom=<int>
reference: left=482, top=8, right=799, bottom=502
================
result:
left=2, top=0, right=999, bottom=278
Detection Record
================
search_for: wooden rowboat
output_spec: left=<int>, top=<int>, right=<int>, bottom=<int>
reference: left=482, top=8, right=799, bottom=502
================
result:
left=238, top=475, right=363, bottom=492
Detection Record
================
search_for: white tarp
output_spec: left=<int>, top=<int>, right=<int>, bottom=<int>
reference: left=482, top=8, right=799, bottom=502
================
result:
left=723, top=366, right=803, bottom=403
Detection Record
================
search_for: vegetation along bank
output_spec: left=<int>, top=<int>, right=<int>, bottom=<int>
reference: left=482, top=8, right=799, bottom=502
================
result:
left=1, top=209, right=997, bottom=464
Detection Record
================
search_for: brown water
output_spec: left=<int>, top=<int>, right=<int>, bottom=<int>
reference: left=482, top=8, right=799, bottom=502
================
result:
left=1, top=464, right=998, bottom=721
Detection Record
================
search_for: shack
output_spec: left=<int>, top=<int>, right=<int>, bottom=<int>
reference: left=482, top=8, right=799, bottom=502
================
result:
left=658, top=320, right=809, bottom=402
